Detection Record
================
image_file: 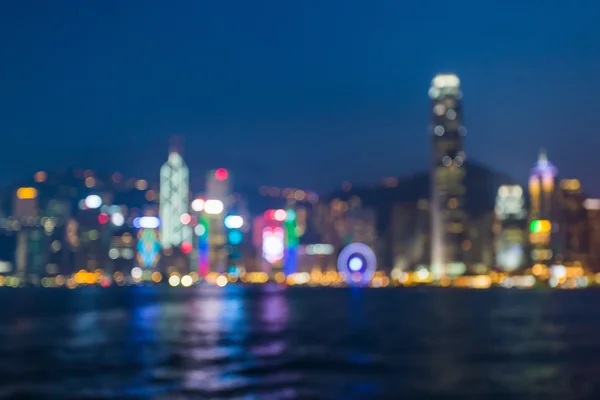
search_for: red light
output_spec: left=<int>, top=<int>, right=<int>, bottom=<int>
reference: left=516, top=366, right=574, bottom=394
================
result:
left=181, top=242, right=193, bottom=254
left=215, top=168, right=228, bottom=181
left=98, top=213, right=109, bottom=225
left=264, top=210, right=275, bottom=220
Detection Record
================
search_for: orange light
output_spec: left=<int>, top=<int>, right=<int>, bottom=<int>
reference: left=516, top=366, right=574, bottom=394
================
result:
left=34, top=171, right=47, bottom=183
left=16, top=187, right=37, bottom=199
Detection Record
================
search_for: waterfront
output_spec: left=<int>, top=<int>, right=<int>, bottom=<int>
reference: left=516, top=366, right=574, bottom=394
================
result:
left=1, top=286, right=600, bottom=399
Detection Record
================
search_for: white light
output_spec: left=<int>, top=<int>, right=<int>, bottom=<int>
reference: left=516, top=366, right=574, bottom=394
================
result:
left=305, top=244, right=335, bottom=255
left=584, top=199, right=600, bottom=210
left=194, top=224, right=206, bottom=236
left=348, top=256, right=363, bottom=272
left=121, top=248, right=134, bottom=259
left=434, top=104, right=446, bottom=116
left=181, top=275, right=193, bottom=287
left=204, top=199, right=224, bottom=215
left=111, top=212, right=124, bottom=227
left=131, top=267, right=143, bottom=280
left=84, top=195, right=102, bottom=209
left=274, top=209, right=287, bottom=221
left=551, top=265, right=567, bottom=279
left=417, top=268, right=429, bottom=280
left=446, top=109, right=457, bottom=120
left=454, top=156, right=464, bottom=166
left=224, top=215, right=243, bottom=229
left=168, top=275, right=180, bottom=287
left=191, top=198, right=205, bottom=212
left=442, top=156, right=452, bottom=166
left=135, top=216, right=160, bottom=229
left=180, top=213, right=192, bottom=225
left=432, top=74, right=460, bottom=89
left=262, top=228, right=284, bottom=264
left=434, top=125, right=445, bottom=136
left=216, top=275, right=228, bottom=287
left=108, top=248, right=119, bottom=259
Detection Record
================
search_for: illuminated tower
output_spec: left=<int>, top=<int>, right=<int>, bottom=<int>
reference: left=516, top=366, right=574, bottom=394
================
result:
left=528, top=150, right=557, bottom=266
left=429, top=74, right=467, bottom=280
left=494, top=185, right=526, bottom=272
left=159, top=150, right=192, bottom=249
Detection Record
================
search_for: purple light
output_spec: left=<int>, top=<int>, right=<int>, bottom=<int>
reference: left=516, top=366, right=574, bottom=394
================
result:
left=337, top=243, right=377, bottom=286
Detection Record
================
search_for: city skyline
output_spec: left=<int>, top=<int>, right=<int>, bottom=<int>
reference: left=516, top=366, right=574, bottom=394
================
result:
left=1, top=1, right=599, bottom=193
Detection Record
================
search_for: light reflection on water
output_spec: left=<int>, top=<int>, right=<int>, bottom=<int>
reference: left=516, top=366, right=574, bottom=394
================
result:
left=0, top=287, right=599, bottom=398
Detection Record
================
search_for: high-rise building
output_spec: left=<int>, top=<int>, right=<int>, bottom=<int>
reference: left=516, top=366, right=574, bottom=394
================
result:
left=429, top=74, right=468, bottom=280
left=494, top=185, right=527, bottom=272
left=557, top=179, right=589, bottom=267
left=528, top=150, right=557, bottom=266
left=159, top=151, right=192, bottom=249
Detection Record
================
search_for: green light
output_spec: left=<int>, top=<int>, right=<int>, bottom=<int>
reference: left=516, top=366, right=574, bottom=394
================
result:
left=530, top=220, right=542, bottom=233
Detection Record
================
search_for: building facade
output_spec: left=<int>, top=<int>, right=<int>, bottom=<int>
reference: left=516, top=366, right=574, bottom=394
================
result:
left=159, top=151, right=192, bottom=249
left=429, top=74, right=468, bottom=279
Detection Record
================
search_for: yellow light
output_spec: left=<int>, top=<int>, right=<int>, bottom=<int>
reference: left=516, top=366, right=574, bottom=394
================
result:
left=168, top=275, right=180, bottom=287
left=151, top=271, right=162, bottom=283
left=135, top=179, right=148, bottom=190
left=181, top=275, right=193, bottom=287
left=216, top=275, right=228, bottom=287
left=16, top=187, right=37, bottom=200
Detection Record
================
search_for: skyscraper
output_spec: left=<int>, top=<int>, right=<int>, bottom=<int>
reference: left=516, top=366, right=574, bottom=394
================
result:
left=159, top=151, right=192, bottom=249
left=429, top=74, right=467, bottom=280
left=528, top=150, right=557, bottom=266
left=494, top=185, right=527, bottom=272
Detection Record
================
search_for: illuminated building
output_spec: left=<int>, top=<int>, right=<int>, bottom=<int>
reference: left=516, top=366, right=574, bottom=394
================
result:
left=204, top=169, right=230, bottom=273
left=159, top=151, right=192, bottom=249
left=494, top=185, right=526, bottom=272
left=429, top=74, right=467, bottom=279
left=283, top=208, right=298, bottom=276
left=584, top=199, right=600, bottom=271
left=14, top=187, right=38, bottom=218
left=556, top=179, right=589, bottom=267
left=528, top=150, right=557, bottom=266
left=390, top=200, right=430, bottom=275
left=135, top=217, right=161, bottom=269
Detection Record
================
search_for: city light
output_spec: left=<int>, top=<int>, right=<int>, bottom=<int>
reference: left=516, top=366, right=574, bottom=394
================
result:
left=204, top=199, right=224, bottom=215
left=191, top=198, right=205, bottom=212
left=216, top=275, right=228, bottom=287
left=111, top=212, right=125, bottom=227
left=180, top=213, right=192, bottom=225
left=530, top=219, right=551, bottom=233
left=134, top=216, right=160, bottom=229
left=84, top=194, right=102, bottom=209
left=16, top=187, right=37, bottom=200
left=224, top=215, right=243, bottom=229
left=274, top=209, right=287, bottom=221
left=215, top=168, right=228, bottom=181
left=181, top=275, right=193, bottom=287
left=168, top=275, right=180, bottom=287
left=98, top=213, right=109, bottom=225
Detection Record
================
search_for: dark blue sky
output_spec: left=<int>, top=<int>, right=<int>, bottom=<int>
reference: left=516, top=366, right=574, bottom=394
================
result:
left=1, top=0, right=599, bottom=192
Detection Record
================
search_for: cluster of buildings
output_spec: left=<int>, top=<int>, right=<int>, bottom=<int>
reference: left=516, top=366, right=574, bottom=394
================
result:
left=0, top=74, right=597, bottom=288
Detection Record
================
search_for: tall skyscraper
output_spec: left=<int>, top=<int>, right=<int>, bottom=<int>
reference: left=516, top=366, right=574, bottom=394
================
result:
left=494, top=185, right=526, bottom=272
left=429, top=74, right=467, bottom=280
left=159, top=151, right=192, bottom=249
left=528, top=150, right=557, bottom=266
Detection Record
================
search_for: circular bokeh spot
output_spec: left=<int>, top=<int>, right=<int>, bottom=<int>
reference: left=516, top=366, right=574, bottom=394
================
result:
left=337, top=243, right=377, bottom=286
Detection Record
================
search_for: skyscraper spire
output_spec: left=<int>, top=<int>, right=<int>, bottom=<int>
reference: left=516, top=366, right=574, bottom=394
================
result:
left=538, top=148, right=548, bottom=163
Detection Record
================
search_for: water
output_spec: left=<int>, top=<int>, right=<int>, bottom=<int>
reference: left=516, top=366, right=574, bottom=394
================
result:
left=1, top=286, right=600, bottom=399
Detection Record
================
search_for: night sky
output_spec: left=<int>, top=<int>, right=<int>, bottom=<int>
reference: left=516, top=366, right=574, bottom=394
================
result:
left=1, top=1, right=599, bottom=193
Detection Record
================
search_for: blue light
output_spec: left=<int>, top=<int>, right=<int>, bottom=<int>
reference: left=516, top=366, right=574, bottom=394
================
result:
left=228, top=230, right=243, bottom=245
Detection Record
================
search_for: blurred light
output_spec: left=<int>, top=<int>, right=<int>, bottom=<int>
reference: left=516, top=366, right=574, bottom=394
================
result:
left=432, top=74, right=460, bottom=89
left=224, top=215, right=243, bottom=229
left=134, top=216, right=160, bottom=229
left=112, top=172, right=122, bottom=183
left=108, top=248, right=119, bottom=259
left=228, top=230, right=243, bottom=245
left=84, top=194, right=102, bottom=209
left=51, top=240, right=61, bottom=252
left=145, top=190, right=156, bottom=201
left=181, top=242, right=193, bottom=254
left=215, top=168, right=228, bottom=181
left=135, top=179, right=148, bottom=190
left=111, top=212, right=124, bottom=227
left=169, top=275, right=180, bottom=287
left=16, top=187, right=37, bottom=200
left=551, top=265, right=567, bottom=279
left=181, top=275, right=193, bottom=287
left=530, top=220, right=551, bottom=233
left=348, top=256, right=363, bottom=272
left=274, top=209, right=287, bottom=221
left=151, top=271, right=162, bottom=283
left=98, top=213, right=109, bottom=225
left=264, top=209, right=275, bottom=220
left=417, top=268, right=429, bottom=281
left=205, top=199, right=224, bottom=215
left=34, top=171, right=47, bottom=183
left=131, top=267, right=143, bottom=280
left=194, top=224, right=206, bottom=236
left=180, top=213, right=192, bottom=225
left=584, top=199, right=600, bottom=210
left=191, top=198, right=205, bottom=212
left=216, top=275, right=228, bottom=287
left=294, top=190, right=306, bottom=201
left=286, top=209, right=296, bottom=221
left=85, top=177, right=95, bottom=188
left=305, top=244, right=335, bottom=255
